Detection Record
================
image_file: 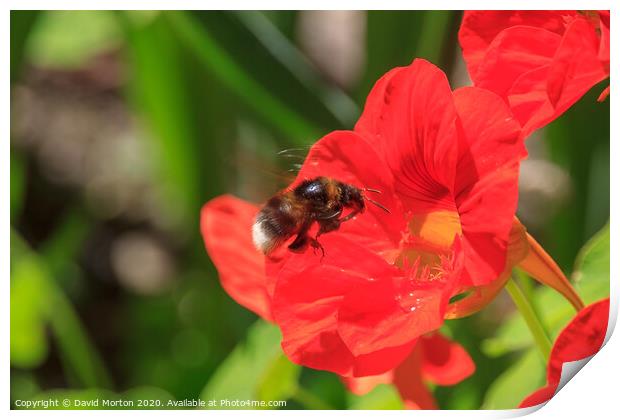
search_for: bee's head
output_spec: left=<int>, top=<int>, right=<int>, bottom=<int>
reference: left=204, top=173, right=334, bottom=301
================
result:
left=336, top=182, right=364, bottom=210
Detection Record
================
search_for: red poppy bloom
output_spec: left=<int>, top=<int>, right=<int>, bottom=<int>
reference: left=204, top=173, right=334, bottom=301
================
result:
left=201, top=59, right=583, bottom=379
left=459, top=10, right=610, bottom=139
left=519, top=298, right=610, bottom=408
left=343, top=332, right=475, bottom=409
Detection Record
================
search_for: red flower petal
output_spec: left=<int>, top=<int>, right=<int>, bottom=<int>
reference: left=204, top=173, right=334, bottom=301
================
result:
left=546, top=298, right=609, bottom=385
left=392, top=345, right=438, bottom=409
left=460, top=11, right=609, bottom=138
left=273, top=261, right=360, bottom=376
left=510, top=17, right=608, bottom=138
left=344, top=345, right=440, bottom=410
left=354, top=66, right=403, bottom=141
left=343, top=332, right=475, bottom=409
left=598, top=11, right=610, bottom=68
left=519, top=384, right=557, bottom=408
left=453, top=87, right=525, bottom=285
left=445, top=218, right=528, bottom=318
left=419, top=333, right=475, bottom=386
left=352, top=344, right=418, bottom=377
left=597, top=85, right=610, bottom=102
left=200, top=195, right=275, bottom=321
left=354, top=59, right=459, bottom=213
left=459, top=11, right=576, bottom=79
left=504, top=65, right=553, bottom=134
left=337, top=237, right=463, bottom=357
left=341, top=372, right=393, bottom=396
left=546, top=17, right=607, bottom=106
left=473, top=26, right=561, bottom=98
left=337, top=278, right=444, bottom=356
left=519, top=298, right=610, bottom=408
left=272, top=234, right=413, bottom=376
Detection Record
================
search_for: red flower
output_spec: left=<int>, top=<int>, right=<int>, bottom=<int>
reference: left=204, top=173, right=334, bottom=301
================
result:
left=343, top=332, right=475, bottom=409
left=202, top=59, right=523, bottom=378
left=201, top=58, right=583, bottom=381
left=519, top=298, right=610, bottom=408
left=266, top=59, right=528, bottom=377
left=459, top=10, right=610, bottom=139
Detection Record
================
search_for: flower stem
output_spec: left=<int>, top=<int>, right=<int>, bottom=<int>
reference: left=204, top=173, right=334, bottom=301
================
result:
left=514, top=269, right=545, bottom=321
left=291, top=386, right=334, bottom=410
left=505, top=277, right=553, bottom=361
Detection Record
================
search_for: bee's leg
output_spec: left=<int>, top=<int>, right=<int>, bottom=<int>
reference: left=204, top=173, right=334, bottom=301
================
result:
left=305, top=219, right=339, bottom=260
left=288, top=233, right=309, bottom=252
left=339, top=208, right=361, bottom=224
left=308, top=237, right=325, bottom=259
left=315, top=207, right=342, bottom=221
left=288, top=219, right=312, bottom=253
left=316, top=218, right=341, bottom=237
left=289, top=232, right=324, bottom=259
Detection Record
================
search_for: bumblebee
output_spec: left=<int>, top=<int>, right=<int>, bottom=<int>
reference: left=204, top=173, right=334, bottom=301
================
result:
left=252, top=176, right=388, bottom=256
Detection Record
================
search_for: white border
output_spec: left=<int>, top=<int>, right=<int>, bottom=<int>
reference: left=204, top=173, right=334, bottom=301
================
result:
left=0, top=0, right=616, bottom=10
left=4, top=1, right=617, bottom=419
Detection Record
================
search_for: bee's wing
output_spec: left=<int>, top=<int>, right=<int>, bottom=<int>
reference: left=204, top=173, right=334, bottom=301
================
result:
left=275, top=145, right=319, bottom=178
left=222, top=146, right=311, bottom=201
left=276, top=147, right=312, bottom=171
left=222, top=144, right=323, bottom=201
left=226, top=152, right=295, bottom=187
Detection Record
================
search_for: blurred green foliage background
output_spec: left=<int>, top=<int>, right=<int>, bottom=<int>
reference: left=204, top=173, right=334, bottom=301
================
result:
left=10, top=10, right=609, bottom=410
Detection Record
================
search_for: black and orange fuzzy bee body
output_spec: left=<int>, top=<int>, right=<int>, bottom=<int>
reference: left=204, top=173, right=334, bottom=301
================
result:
left=252, top=176, right=387, bottom=256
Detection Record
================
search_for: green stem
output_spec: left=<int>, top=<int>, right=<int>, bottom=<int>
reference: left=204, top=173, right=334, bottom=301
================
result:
left=291, top=386, right=334, bottom=410
left=513, top=269, right=545, bottom=322
left=505, top=277, right=553, bottom=361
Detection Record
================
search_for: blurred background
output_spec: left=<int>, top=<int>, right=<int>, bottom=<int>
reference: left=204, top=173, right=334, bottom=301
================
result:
left=10, top=10, right=609, bottom=409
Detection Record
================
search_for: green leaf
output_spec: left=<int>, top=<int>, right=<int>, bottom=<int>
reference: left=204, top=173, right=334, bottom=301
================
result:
left=257, top=354, right=301, bottom=403
left=10, top=151, right=26, bottom=223
left=10, top=231, right=111, bottom=388
left=38, top=210, right=90, bottom=295
left=534, top=221, right=611, bottom=335
left=481, top=315, right=530, bottom=357
left=414, top=11, right=455, bottom=66
left=200, top=320, right=300, bottom=409
left=359, top=11, right=457, bottom=102
left=481, top=350, right=546, bottom=409
left=164, top=11, right=324, bottom=143
left=299, top=370, right=347, bottom=410
left=11, top=372, right=41, bottom=402
left=347, top=384, right=404, bottom=410
left=359, top=11, right=423, bottom=100
left=231, top=11, right=359, bottom=128
left=119, top=12, right=205, bottom=230
left=573, top=221, right=610, bottom=301
left=10, top=11, right=40, bottom=82
left=10, top=244, right=50, bottom=368
left=25, top=11, right=121, bottom=69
